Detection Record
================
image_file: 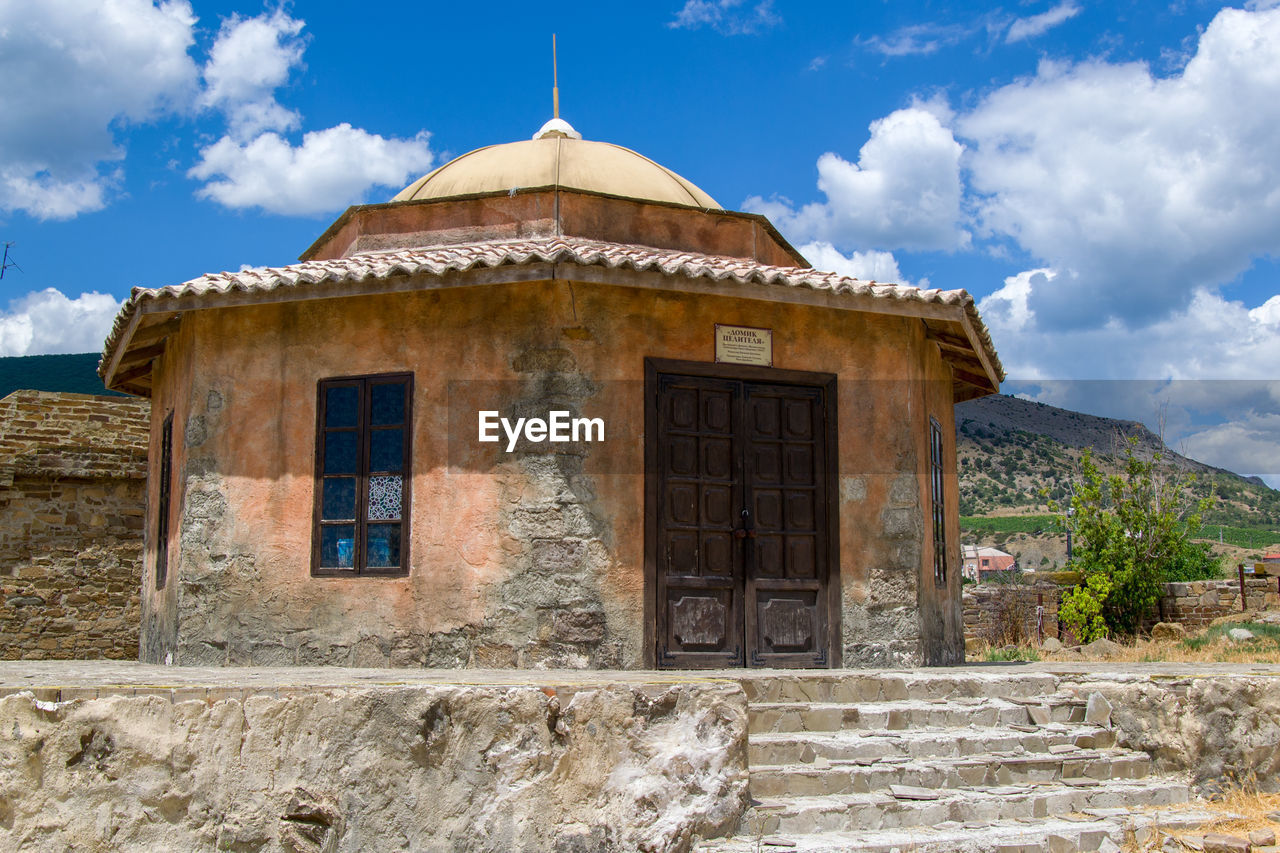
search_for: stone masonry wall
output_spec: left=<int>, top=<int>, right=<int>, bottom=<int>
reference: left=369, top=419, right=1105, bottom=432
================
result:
left=1145, top=577, right=1280, bottom=630
left=965, top=575, right=1280, bottom=644
left=962, top=581, right=1061, bottom=646
left=0, top=391, right=149, bottom=659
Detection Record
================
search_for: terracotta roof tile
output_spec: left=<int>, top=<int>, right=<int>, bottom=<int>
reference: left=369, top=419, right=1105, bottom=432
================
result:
left=100, top=237, right=1003, bottom=382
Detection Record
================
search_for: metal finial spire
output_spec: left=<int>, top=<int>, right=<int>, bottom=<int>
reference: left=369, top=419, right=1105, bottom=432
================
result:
left=534, top=36, right=580, bottom=140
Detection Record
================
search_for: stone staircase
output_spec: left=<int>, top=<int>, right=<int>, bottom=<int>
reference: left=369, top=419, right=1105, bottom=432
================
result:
left=697, top=670, right=1216, bottom=853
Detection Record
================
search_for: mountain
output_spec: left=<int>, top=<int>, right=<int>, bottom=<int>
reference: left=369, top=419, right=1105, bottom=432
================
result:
left=955, top=394, right=1280, bottom=567
left=0, top=353, right=123, bottom=399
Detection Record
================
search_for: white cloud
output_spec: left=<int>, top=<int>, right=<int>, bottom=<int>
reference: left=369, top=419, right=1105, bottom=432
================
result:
left=189, top=124, right=433, bottom=215
left=0, top=172, right=114, bottom=221
left=0, top=0, right=199, bottom=219
left=745, top=108, right=968, bottom=254
left=199, top=9, right=305, bottom=139
left=669, top=0, right=779, bottom=34
left=1180, top=412, right=1280, bottom=483
left=858, top=22, right=972, bottom=57
left=1250, top=294, right=1280, bottom=327
left=979, top=267, right=1051, bottom=333
left=0, top=289, right=124, bottom=357
left=799, top=242, right=914, bottom=285
left=959, top=5, right=1280, bottom=330
left=1006, top=2, right=1081, bottom=43
left=982, top=284, right=1280, bottom=381
left=187, top=10, right=433, bottom=216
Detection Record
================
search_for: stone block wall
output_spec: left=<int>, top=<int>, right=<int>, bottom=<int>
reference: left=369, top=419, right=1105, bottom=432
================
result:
left=964, top=575, right=1280, bottom=644
left=0, top=390, right=149, bottom=659
left=962, top=580, right=1061, bottom=646
left=1146, top=577, right=1280, bottom=630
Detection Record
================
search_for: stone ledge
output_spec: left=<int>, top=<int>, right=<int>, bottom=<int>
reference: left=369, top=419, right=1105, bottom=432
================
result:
left=0, top=669, right=750, bottom=852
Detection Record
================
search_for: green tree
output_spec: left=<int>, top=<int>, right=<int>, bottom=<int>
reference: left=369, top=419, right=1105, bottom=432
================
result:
left=1055, top=441, right=1219, bottom=636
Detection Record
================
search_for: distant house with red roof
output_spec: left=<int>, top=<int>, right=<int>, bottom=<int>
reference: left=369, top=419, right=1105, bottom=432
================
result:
left=962, top=545, right=1018, bottom=582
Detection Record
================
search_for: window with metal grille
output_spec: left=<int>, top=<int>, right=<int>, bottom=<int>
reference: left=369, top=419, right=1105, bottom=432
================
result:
left=930, top=416, right=947, bottom=585
left=156, top=412, right=173, bottom=589
left=312, top=374, right=412, bottom=576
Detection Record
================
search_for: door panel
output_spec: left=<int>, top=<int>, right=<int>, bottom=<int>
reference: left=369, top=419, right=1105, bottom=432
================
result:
left=744, top=384, right=830, bottom=667
left=656, top=375, right=745, bottom=667
left=653, top=369, right=833, bottom=669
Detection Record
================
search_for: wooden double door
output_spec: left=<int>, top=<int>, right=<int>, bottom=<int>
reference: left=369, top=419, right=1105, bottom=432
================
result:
left=647, top=361, right=839, bottom=669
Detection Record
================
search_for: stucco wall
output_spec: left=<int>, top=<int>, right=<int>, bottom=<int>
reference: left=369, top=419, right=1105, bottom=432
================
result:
left=137, top=324, right=196, bottom=664
left=141, top=276, right=963, bottom=668
left=0, top=391, right=148, bottom=660
left=916, top=364, right=965, bottom=666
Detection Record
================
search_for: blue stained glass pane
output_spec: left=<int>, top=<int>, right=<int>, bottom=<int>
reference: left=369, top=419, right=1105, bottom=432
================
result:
left=321, top=525, right=356, bottom=568
left=324, top=431, right=358, bottom=474
left=322, top=477, right=356, bottom=520
left=367, top=524, right=401, bottom=568
left=325, top=386, right=359, bottom=428
left=371, top=382, right=406, bottom=426
left=370, top=428, right=403, bottom=472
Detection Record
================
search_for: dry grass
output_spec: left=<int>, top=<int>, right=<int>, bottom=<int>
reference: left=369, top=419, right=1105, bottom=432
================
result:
left=1120, top=786, right=1280, bottom=851
left=1028, top=620, right=1280, bottom=665
left=1195, top=786, right=1280, bottom=836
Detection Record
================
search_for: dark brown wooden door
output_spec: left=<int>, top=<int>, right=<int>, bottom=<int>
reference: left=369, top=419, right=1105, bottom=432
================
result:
left=653, top=369, right=834, bottom=669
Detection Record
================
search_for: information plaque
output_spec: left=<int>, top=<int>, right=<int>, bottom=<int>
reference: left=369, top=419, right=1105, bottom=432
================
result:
left=714, top=324, right=773, bottom=367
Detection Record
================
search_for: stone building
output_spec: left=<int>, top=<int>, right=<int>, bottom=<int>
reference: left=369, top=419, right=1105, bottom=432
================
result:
left=0, top=390, right=148, bottom=659
left=99, top=119, right=1003, bottom=670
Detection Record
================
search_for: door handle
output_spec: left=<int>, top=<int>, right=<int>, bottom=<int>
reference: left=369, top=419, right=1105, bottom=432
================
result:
left=735, top=508, right=756, bottom=539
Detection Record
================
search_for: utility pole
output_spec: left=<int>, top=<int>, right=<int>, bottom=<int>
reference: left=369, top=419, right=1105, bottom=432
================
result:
left=0, top=242, right=20, bottom=280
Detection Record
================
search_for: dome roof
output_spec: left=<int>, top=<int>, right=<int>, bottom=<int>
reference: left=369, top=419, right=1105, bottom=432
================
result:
left=392, top=120, right=721, bottom=210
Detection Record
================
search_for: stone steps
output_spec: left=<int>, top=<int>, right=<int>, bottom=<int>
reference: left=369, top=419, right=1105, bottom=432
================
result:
left=738, top=672, right=1065, bottom=704
left=697, top=671, right=1200, bottom=853
left=749, top=696, right=1085, bottom=735
left=697, top=807, right=1222, bottom=853
left=749, top=723, right=1117, bottom=765
left=750, top=778, right=1191, bottom=835
left=749, top=748, right=1152, bottom=797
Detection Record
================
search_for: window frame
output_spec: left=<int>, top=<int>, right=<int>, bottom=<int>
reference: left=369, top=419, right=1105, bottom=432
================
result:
left=929, top=415, right=948, bottom=585
left=156, top=411, right=174, bottom=589
left=311, top=372, right=413, bottom=577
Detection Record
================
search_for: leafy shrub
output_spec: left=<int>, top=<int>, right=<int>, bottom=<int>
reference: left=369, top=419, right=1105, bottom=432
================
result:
left=1059, top=572, right=1111, bottom=642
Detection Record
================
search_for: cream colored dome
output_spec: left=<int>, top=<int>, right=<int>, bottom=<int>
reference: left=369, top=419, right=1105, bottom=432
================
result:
left=392, top=120, right=721, bottom=209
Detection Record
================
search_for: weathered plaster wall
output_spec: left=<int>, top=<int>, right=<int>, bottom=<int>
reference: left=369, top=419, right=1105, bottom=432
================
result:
left=0, top=391, right=148, bottom=660
left=138, top=324, right=195, bottom=664
left=0, top=679, right=749, bottom=851
left=916, top=363, right=965, bottom=666
left=143, top=276, right=963, bottom=668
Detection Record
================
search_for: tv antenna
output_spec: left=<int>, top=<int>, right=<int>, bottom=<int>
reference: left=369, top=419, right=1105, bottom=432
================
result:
left=0, top=242, right=20, bottom=280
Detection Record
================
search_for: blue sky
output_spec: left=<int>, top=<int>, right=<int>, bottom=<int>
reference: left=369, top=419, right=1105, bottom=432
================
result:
left=0, top=0, right=1278, bottom=484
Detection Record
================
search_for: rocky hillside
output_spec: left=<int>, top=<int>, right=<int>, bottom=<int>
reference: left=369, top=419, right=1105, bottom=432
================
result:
left=955, top=394, right=1280, bottom=566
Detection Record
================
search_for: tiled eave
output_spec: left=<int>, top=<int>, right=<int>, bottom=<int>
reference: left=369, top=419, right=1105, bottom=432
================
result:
left=99, top=236, right=1004, bottom=400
